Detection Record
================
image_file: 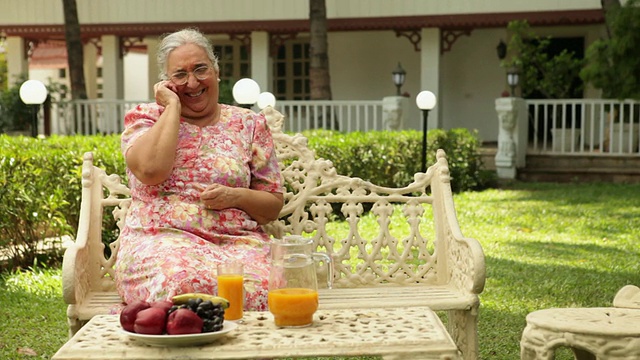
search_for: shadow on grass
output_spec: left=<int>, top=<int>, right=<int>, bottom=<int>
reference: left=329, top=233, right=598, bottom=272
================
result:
left=478, top=240, right=640, bottom=359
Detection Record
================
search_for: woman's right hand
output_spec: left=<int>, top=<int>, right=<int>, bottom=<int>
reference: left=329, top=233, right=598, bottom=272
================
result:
left=154, top=81, right=180, bottom=108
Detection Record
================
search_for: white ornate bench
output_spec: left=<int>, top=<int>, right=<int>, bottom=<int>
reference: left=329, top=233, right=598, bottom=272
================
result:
left=62, top=106, right=486, bottom=360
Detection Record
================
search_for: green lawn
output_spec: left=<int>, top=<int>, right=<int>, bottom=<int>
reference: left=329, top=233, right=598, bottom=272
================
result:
left=1, top=181, right=639, bottom=359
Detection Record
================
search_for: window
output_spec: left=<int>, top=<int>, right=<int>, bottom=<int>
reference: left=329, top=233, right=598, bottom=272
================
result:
left=273, top=39, right=310, bottom=100
left=213, top=42, right=250, bottom=82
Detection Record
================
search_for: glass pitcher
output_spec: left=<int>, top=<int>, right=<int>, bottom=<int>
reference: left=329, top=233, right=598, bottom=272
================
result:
left=268, top=235, right=333, bottom=327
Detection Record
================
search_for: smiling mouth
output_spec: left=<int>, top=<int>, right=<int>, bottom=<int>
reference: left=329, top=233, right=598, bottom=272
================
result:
left=186, top=89, right=205, bottom=97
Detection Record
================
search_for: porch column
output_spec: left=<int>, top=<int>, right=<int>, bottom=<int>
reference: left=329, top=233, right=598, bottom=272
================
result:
left=101, top=35, right=124, bottom=100
left=495, top=97, right=527, bottom=179
left=419, top=28, right=441, bottom=130
left=83, top=42, right=98, bottom=99
left=145, top=36, right=159, bottom=99
left=6, top=36, right=28, bottom=88
left=251, top=31, right=271, bottom=93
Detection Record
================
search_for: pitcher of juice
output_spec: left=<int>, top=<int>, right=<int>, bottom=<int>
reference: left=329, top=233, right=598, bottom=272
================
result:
left=268, top=235, right=333, bottom=327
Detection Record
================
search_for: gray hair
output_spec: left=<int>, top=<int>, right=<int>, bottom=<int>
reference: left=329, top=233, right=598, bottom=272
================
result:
left=157, top=28, right=219, bottom=81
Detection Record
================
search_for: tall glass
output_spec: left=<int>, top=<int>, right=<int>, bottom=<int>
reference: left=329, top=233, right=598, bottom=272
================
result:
left=268, top=236, right=332, bottom=327
left=217, top=261, right=244, bottom=321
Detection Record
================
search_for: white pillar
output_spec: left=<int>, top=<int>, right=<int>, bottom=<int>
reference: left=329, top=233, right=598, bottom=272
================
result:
left=6, top=36, right=28, bottom=88
left=101, top=35, right=124, bottom=100
left=145, top=36, right=159, bottom=100
left=495, top=97, right=527, bottom=179
left=420, top=28, right=441, bottom=129
left=83, top=42, right=98, bottom=99
left=250, top=31, right=270, bottom=92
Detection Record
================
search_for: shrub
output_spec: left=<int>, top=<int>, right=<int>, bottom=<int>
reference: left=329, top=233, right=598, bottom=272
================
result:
left=0, top=134, right=124, bottom=270
left=0, top=129, right=490, bottom=269
left=305, top=128, right=492, bottom=192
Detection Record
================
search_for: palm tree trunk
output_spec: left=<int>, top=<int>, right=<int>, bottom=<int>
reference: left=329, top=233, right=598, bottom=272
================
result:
left=309, top=0, right=332, bottom=100
left=62, top=0, right=87, bottom=100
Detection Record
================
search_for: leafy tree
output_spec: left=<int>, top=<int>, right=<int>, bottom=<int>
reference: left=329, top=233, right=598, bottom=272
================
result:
left=580, top=0, right=640, bottom=100
left=502, top=20, right=584, bottom=99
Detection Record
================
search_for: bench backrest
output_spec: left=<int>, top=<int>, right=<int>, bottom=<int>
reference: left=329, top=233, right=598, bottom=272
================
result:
left=81, top=107, right=471, bottom=292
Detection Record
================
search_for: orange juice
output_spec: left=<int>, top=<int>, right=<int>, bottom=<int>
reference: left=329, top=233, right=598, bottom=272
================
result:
left=218, top=274, right=244, bottom=320
left=268, top=288, right=319, bottom=327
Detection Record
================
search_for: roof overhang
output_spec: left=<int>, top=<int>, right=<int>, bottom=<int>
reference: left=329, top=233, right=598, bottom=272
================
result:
left=1, top=9, right=604, bottom=41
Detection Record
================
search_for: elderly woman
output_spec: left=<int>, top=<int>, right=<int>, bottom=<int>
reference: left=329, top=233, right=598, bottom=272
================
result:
left=114, top=28, right=284, bottom=311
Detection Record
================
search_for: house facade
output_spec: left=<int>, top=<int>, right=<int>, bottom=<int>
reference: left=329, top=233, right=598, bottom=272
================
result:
left=0, top=0, right=606, bottom=142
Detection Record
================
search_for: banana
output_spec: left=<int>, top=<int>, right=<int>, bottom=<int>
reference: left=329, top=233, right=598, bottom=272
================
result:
left=171, top=293, right=230, bottom=309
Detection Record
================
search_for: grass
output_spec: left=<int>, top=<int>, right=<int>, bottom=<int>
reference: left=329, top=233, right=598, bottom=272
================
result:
left=1, top=181, right=640, bottom=359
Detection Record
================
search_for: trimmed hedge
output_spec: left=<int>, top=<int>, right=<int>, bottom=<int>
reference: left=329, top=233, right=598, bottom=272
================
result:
left=0, top=128, right=492, bottom=270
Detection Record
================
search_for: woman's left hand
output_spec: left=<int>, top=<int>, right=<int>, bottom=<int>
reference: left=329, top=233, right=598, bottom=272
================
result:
left=200, top=183, right=236, bottom=210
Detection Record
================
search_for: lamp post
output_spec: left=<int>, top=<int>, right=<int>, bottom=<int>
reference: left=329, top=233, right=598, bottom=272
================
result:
left=392, top=62, right=406, bottom=96
left=232, top=78, right=261, bottom=109
left=19, top=79, right=48, bottom=137
left=507, top=67, right=519, bottom=97
left=496, top=39, right=507, bottom=61
left=416, top=90, right=437, bottom=173
left=257, top=91, right=276, bottom=110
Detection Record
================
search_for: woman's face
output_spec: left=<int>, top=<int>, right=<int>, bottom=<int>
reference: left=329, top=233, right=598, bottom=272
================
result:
left=166, top=43, right=219, bottom=121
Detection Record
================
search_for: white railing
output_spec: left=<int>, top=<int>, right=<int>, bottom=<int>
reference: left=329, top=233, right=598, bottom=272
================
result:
left=43, top=98, right=640, bottom=156
left=46, top=99, right=384, bottom=136
left=50, top=99, right=141, bottom=135
left=527, top=99, right=640, bottom=155
left=277, top=100, right=383, bottom=133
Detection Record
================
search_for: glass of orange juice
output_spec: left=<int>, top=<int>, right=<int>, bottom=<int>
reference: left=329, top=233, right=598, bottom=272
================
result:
left=217, top=261, right=244, bottom=321
left=268, top=236, right=332, bottom=327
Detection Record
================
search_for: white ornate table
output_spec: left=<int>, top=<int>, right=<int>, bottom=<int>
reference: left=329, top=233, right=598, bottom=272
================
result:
left=520, top=307, right=640, bottom=359
left=53, top=307, right=461, bottom=360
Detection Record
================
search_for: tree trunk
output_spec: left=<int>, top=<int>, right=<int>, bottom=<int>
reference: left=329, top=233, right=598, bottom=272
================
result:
left=309, top=0, right=332, bottom=100
left=601, top=0, right=621, bottom=39
left=62, top=0, right=87, bottom=100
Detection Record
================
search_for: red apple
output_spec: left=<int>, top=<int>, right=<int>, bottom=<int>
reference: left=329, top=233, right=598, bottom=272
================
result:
left=119, top=301, right=150, bottom=332
left=133, top=307, right=168, bottom=335
left=150, top=300, right=174, bottom=314
left=166, top=308, right=203, bottom=335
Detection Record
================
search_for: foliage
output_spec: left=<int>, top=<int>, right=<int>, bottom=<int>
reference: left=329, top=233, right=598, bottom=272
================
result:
left=2, top=182, right=640, bottom=359
left=0, top=129, right=489, bottom=269
left=580, top=0, right=640, bottom=100
left=0, top=134, right=123, bottom=270
left=0, top=73, right=32, bottom=132
left=0, top=44, right=7, bottom=91
left=218, top=79, right=234, bottom=105
left=0, top=74, right=70, bottom=133
left=502, top=20, right=585, bottom=99
left=305, top=128, right=493, bottom=192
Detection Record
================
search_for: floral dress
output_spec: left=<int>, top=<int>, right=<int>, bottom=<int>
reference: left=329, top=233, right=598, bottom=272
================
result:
left=114, top=103, right=283, bottom=311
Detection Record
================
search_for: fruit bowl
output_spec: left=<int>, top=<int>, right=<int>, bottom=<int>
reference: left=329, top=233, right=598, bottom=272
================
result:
left=120, top=321, right=238, bottom=347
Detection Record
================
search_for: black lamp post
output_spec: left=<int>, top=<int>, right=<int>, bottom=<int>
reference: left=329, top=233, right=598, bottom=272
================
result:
left=507, top=67, right=520, bottom=97
left=416, top=90, right=437, bottom=173
left=392, top=62, right=406, bottom=96
left=19, top=79, right=48, bottom=138
left=496, top=40, right=507, bottom=61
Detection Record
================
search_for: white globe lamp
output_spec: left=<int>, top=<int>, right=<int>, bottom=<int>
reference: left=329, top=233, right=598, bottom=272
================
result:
left=232, top=78, right=261, bottom=108
left=19, top=80, right=48, bottom=137
left=257, top=92, right=276, bottom=110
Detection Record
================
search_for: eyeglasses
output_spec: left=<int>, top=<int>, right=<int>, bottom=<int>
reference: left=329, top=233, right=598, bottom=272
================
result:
left=169, top=65, right=212, bottom=86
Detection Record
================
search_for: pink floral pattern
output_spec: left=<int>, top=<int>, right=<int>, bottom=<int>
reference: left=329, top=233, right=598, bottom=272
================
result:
left=114, top=103, right=282, bottom=311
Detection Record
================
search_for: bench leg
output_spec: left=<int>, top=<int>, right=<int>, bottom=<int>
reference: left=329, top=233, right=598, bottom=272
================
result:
left=67, top=316, right=82, bottom=338
left=448, top=306, right=479, bottom=360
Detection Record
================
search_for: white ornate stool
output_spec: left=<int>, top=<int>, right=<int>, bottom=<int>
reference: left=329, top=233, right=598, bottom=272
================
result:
left=520, top=307, right=640, bottom=359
